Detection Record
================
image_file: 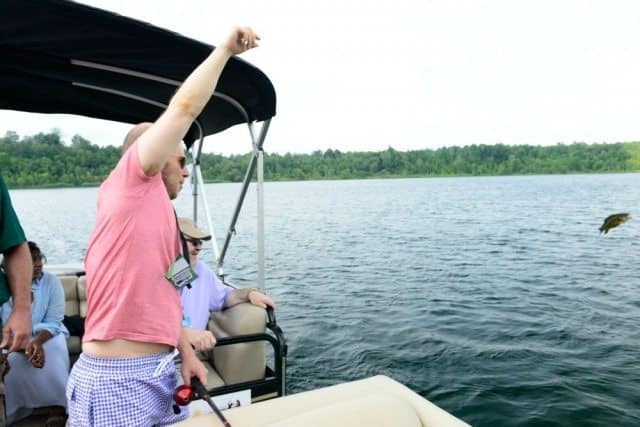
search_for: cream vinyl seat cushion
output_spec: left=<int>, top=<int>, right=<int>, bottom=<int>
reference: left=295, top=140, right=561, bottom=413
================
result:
left=208, top=302, right=267, bottom=384
left=174, top=375, right=469, bottom=427
left=59, top=275, right=87, bottom=356
left=266, top=394, right=421, bottom=427
left=177, top=302, right=268, bottom=390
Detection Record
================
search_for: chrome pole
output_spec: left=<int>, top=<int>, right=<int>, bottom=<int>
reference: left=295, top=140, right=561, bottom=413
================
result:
left=217, top=119, right=271, bottom=277
left=191, top=121, right=204, bottom=225
left=256, top=124, right=265, bottom=292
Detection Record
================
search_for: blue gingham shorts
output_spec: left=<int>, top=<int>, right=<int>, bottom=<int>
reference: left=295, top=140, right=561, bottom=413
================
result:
left=66, top=351, right=189, bottom=426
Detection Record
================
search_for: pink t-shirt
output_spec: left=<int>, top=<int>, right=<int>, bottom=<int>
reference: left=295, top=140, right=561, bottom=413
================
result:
left=83, top=143, right=182, bottom=347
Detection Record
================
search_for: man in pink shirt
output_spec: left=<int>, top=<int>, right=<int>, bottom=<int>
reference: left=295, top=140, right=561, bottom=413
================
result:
left=66, top=27, right=261, bottom=426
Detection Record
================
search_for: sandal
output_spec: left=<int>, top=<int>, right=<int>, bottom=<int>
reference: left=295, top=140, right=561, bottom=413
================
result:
left=45, top=413, right=67, bottom=427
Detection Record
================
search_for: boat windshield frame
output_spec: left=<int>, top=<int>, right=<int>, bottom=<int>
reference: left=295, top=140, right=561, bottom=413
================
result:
left=189, top=116, right=271, bottom=291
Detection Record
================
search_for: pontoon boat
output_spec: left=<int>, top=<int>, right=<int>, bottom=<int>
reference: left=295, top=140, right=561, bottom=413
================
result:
left=0, top=1, right=468, bottom=425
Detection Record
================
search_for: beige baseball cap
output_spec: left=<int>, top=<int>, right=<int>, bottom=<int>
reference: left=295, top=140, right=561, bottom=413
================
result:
left=178, top=217, right=212, bottom=240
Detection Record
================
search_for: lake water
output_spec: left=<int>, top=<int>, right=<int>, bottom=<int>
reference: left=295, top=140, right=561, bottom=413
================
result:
left=9, top=174, right=640, bottom=426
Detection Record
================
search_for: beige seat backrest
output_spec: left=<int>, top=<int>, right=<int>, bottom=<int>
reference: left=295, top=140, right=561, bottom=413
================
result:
left=208, top=302, right=267, bottom=384
left=57, top=274, right=88, bottom=356
left=59, top=275, right=80, bottom=317
left=173, top=375, right=470, bottom=427
left=177, top=301, right=270, bottom=392
left=77, top=276, right=87, bottom=317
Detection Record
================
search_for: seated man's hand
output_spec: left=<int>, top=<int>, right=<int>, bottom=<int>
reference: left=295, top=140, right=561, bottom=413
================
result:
left=248, top=290, right=276, bottom=309
left=25, top=340, right=45, bottom=368
left=0, top=352, right=9, bottom=377
left=184, top=328, right=216, bottom=352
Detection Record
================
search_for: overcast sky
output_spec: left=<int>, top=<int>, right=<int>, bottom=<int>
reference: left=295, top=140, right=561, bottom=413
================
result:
left=2, top=0, right=640, bottom=155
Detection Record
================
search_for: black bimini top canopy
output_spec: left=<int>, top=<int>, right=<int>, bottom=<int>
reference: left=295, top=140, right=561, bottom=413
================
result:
left=0, top=0, right=276, bottom=147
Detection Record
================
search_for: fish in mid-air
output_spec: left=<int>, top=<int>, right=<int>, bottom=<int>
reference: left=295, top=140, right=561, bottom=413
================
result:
left=599, top=213, right=630, bottom=234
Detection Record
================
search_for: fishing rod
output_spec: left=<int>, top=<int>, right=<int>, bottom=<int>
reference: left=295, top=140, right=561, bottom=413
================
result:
left=173, top=377, right=232, bottom=427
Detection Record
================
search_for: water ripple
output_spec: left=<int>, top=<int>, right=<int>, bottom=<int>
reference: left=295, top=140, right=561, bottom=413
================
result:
left=9, top=174, right=640, bottom=427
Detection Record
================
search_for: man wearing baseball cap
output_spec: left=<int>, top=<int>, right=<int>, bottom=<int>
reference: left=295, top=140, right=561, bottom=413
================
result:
left=178, top=217, right=274, bottom=351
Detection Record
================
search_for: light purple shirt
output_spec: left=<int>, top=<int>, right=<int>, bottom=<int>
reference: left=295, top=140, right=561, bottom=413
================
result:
left=180, top=261, right=233, bottom=330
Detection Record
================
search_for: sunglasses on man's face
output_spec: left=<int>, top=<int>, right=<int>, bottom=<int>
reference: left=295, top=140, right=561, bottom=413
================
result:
left=184, top=237, right=203, bottom=246
left=177, top=156, right=187, bottom=169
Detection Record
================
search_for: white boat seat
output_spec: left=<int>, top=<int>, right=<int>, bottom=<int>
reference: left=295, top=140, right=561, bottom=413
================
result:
left=208, top=302, right=267, bottom=384
left=174, top=375, right=469, bottom=427
left=59, top=275, right=86, bottom=356
left=176, top=302, right=269, bottom=391
left=265, top=394, right=421, bottom=427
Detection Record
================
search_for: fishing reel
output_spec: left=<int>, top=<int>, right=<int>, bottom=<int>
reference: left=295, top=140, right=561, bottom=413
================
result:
left=173, top=378, right=232, bottom=427
left=173, top=384, right=196, bottom=407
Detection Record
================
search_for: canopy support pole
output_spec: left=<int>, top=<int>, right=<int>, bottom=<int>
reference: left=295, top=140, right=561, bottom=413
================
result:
left=217, top=119, right=271, bottom=290
left=256, top=127, right=266, bottom=292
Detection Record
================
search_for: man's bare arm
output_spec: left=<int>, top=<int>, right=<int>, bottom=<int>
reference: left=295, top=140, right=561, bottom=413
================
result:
left=137, top=26, right=260, bottom=176
left=225, top=288, right=275, bottom=309
left=0, top=242, right=32, bottom=351
left=178, top=328, right=209, bottom=386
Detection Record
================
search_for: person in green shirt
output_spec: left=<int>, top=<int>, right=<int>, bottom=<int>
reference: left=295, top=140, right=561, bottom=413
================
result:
left=0, top=175, right=32, bottom=352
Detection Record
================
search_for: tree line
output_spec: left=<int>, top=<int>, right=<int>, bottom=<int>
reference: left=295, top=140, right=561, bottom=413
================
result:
left=1, top=130, right=639, bottom=188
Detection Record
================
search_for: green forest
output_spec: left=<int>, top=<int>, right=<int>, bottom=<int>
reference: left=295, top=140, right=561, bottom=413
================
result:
left=1, top=130, right=639, bottom=188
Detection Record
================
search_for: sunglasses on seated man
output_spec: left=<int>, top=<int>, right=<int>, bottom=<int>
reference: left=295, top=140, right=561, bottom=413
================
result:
left=183, top=236, right=203, bottom=246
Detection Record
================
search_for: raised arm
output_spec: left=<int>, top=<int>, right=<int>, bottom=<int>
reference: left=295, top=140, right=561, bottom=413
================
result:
left=136, top=26, right=260, bottom=176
